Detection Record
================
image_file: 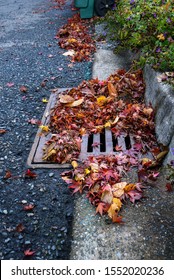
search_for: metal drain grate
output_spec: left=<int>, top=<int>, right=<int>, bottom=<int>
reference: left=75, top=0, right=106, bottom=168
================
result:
left=79, top=129, right=132, bottom=161
left=27, top=89, right=151, bottom=169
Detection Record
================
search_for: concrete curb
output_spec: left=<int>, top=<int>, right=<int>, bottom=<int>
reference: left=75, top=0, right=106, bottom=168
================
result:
left=93, top=48, right=174, bottom=164
left=143, top=65, right=174, bottom=164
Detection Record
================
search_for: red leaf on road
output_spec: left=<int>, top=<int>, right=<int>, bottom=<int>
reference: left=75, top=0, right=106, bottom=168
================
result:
left=24, top=169, right=37, bottom=178
left=20, top=86, right=28, bottom=93
left=23, top=204, right=35, bottom=211
left=6, top=82, right=14, bottom=87
left=16, top=223, right=25, bottom=232
left=0, top=129, right=7, bottom=134
left=24, top=249, right=35, bottom=256
left=96, top=202, right=109, bottom=216
left=4, top=170, right=12, bottom=179
left=112, top=214, right=124, bottom=224
left=128, top=190, right=143, bottom=203
left=166, top=183, right=173, bottom=192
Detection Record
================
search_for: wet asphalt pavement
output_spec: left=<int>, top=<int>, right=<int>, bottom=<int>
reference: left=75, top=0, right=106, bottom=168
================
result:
left=0, top=0, right=92, bottom=259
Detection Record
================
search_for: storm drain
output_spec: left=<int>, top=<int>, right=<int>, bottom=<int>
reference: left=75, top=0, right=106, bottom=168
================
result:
left=27, top=89, right=135, bottom=169
left=79, top=129, right=132, bottom=161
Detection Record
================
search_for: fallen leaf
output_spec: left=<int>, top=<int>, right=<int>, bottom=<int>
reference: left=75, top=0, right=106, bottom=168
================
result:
left=112, top=213, right=124, bottom=223
left=166, top=183, right=173, bottom=192
left=71, top=160, right=78, bottom=169
left=4, top=170, right=12, bottom=179
left=66, top=98, right=84, bottom=107
left=96, top=202, right=108, bottom=216
left=23, top=204, right=35, bottom=211
left=59, top=94, right=74, bottom=104
left=16, top=223, right=25, bottom=232
left=108, top=81, right=117, bottom=97
left=20, top=86, right=28, bottom=93
left=24, top=249, right=35, bottom=256
left=39, top=125, right=49, bottom=132
left=24, top=169, right=37, bottom=178
left=63, top=50, right=75, bottom=56
left=101, top=190, right=113, bottom=204
left=97, top=95, right=107, bottom=106
left=107, top=198, right=122, bottom=219
left=42, top=98, right=48, bottom=103
left=0, top=129, right=7, bottom=134
left=28, top=118, right=41, bottom=125
left=6, top=82, right=14, bottom=87
left=128, top=190, right=143, bottom=203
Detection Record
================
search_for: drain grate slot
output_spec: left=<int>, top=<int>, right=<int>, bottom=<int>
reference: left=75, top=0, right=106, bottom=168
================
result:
left=100, top=131, right=106, bottom=152
left=125, top=133, right=132, bottom=150
left=112, top=133, right=118, bottom=152
left=87, top=134, right=94, bottom=152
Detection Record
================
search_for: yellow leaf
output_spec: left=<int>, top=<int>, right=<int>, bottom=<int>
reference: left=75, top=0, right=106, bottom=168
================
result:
left=79, top=127, right=86, bottom=136
left=71, top=160, right=78, bottom=169
left=66, top=98, right=84, bottom=107
left=104, top=121, right=112, bottom=128
left=42, top=98, right=48, bottom=103
left=43, top=149, right=56, bottom=160
left=107, top=198, right=122, bottom=219
left=96, top=95, right=107, bottom=106
left=39, top=125, right=49, bottom=132
left=67, top=38, right=77, bottom=43
left=124, top=183, right=136, bottom=192
left=59, top=94, right=74, bottom=104
left=84, top=168, right=91, bottom=175
left=157, top=34, right=165, bottom=41
left=75, top=173, right=85, bottom=181
left=141, top=157, right=152, bottom=165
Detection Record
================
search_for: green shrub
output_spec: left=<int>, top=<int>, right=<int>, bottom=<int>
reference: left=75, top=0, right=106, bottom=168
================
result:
left=100, top=0, right=174, bottom=71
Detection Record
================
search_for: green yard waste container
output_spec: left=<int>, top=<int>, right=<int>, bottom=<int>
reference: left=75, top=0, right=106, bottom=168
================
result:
left=74, top=0, right=95, bottom=19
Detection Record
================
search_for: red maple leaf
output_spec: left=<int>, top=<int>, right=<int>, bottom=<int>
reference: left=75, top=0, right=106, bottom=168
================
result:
left=4, top=170, right=12, bottom=179
left=0, top=129, right=7, bottom=134
left=166, top=183, right=173, bottom=192
left=96, top=202, right=109, bottom=216
left=20, top=86, right=28, bottom=93
left=16, top=223, right=25, bottom=232
left=128, top=190, right=143, bottom=203
left=112, top=213, right=124, bottom=224
left=24, top=169, right=37, bottom=178
left=24, top=249, right=35, bottom=256
left=69, top=181, right=82, bottom=194
left=23, top=204, right=35, bottom=211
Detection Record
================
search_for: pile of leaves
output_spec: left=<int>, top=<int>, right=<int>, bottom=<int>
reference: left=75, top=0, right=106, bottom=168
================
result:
left=56, top=13, right=96, bottom=61
left=40, top=69, right=169, bottom=222
left=62, top=154, right=146, bottom=223
left=53, top=0, right=66, bottom=9
left=43, top=69, right=159, bottom=164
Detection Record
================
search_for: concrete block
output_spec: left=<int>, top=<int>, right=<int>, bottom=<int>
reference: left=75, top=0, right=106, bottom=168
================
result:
left=143, top=65, right=174, bottom=163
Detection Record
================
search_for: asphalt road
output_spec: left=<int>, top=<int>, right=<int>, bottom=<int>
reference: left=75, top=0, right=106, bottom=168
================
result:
left=0, top=0, right=92, bottom=260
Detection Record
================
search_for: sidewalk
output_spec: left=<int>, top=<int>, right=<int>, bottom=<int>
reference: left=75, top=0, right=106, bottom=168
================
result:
left=69, top=25, right=174, bottom=260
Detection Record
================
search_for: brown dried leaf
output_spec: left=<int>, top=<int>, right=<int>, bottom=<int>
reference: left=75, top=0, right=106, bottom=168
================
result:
left=59, top=94, right=74, bottom=104
left=66, top=98, right=84, bottom=107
